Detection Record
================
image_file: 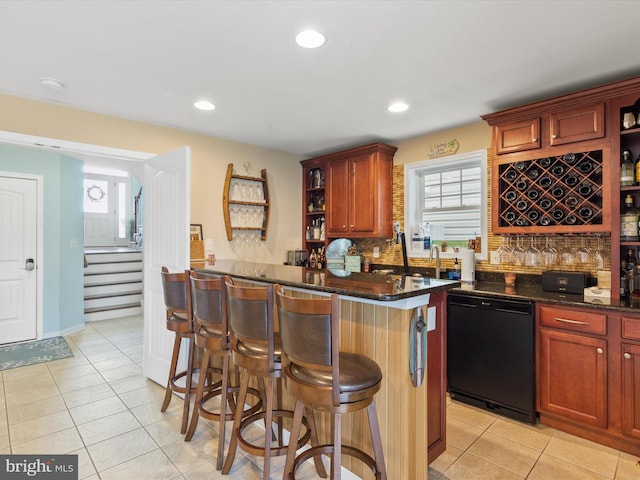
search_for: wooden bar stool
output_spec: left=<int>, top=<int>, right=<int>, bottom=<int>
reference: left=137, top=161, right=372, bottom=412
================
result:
left=222, top=277, right=323, bottom=480
left=159, top=266, right=198, bottom=434
left=184, top=271, right=262, bottom=470
left=275, top=285, right=386, bottom=480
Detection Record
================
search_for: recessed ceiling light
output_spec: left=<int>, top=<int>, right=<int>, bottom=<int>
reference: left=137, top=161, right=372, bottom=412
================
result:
left=388, top=102, right=409, bottom=113
left=295, top=29, right=325, bottom=49
left=194, top=100, right=216, bottom=111
left=40, top=77, right=64, bottom=92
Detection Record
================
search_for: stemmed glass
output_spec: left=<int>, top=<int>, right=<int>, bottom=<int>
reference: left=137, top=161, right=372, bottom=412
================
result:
left=525, top=236, right=540, bottom=267
left=541, top=237, right=557, bottom=267
left=497, top=236, right=514, bottom=265
left=513, top=236, right=526, bottom=266
left=577, top=237, right=591, bottom=265
left=594, top=234, right=608, bottom=269
left=559, top=237, right=575, bottom=266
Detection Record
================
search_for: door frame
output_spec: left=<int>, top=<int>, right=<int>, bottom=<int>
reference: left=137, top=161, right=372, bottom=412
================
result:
left=0, top=171, right=44, bottom=340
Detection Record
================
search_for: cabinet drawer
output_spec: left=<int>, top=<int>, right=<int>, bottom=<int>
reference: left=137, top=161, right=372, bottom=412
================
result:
left=622, top=317, right=640, bottom=341
left=539, top=305, right=607, bottom=335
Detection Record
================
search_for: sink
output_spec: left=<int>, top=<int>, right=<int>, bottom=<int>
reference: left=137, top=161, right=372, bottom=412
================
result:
left=372, top=269, right=394, bottom=275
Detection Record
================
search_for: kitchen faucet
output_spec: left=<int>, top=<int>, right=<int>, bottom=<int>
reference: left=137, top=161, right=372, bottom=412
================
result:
left=430, top=245, right=440, bottom=279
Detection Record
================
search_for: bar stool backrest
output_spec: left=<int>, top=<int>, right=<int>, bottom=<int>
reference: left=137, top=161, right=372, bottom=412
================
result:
left=190, top=271, right=227, bottom=350
left=161, top=266, right=188, bottom=320
left=274, top=285, right=340, bottom=405
left=224, top=276, right=275, bottom=370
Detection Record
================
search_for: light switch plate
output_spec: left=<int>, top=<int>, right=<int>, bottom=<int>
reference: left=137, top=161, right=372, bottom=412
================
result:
left=205, top=239, right=213, bottom=251
left=490, top=251, right=500, bottom=265
left=373, top=246, right=380, bottom=258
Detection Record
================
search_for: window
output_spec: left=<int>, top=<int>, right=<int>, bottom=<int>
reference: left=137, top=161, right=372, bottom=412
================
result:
left=405, top=149, right=487, bottom=260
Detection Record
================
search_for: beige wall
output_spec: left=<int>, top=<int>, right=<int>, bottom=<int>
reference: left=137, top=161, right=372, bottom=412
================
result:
left=0, top=93, right=303, bottom=263
left=394, top=121, right=491, bottom=164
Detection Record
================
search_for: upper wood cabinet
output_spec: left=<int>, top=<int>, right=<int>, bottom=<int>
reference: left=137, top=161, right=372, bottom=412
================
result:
left=495, top=118, right=541, bottom=154
left=549, top=102, right=605, bottom=146
left=302, top=142, right=397, bottom=241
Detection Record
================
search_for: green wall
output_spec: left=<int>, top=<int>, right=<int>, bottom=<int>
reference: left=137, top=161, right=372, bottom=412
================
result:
left=0, top=144, right=84, bottom=336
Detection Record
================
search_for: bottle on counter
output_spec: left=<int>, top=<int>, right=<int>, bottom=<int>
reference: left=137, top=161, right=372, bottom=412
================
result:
left=452, top=258, right=460, bottom=280
left=621, top=194, right=640, bottom=241
left=422, top=222, right=431, bottom=250
left=309, top=249, right=317, bottom=269
left=621, top=150, right=635, bottom=187
left=316, top=247, right=324, bottom=269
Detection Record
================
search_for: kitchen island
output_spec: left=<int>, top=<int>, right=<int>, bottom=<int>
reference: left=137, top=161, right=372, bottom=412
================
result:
left=196, top=260, right=459, bottom=480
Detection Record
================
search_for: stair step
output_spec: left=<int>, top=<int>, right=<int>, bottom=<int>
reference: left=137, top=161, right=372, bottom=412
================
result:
left=85, top=252, right=143, bottom=264
left=84, top=292, right=142, bottom=310
left=84, top=271, right=143, bottom=285
left=85, top=305, right=142, bottom=322
left=85, top=262, right=142, bottom=274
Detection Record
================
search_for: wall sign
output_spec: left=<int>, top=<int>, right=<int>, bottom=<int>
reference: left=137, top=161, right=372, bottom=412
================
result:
left=427, top=139, right=459, bottom=159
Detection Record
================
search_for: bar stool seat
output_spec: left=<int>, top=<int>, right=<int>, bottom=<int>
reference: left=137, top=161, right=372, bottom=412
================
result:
left=222, top=277, right=323, bottom=480
left=184, top=271, right=261, bottom=470
left=159, top=267, right=199, bottom=435
left=275, top=285, right=386, bottom=480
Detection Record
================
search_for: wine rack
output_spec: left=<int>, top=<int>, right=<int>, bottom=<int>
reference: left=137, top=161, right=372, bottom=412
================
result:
left=498, top=150, right=603, bottom=229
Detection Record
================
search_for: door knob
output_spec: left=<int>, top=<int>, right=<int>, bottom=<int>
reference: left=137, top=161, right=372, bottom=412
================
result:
left=24, top=258, right=35, bottom=271
left=624, top=352, right=632, bottom=359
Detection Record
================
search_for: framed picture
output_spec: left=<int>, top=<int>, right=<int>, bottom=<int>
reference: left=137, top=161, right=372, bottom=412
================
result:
left=190, top=224, right=203, bottom=241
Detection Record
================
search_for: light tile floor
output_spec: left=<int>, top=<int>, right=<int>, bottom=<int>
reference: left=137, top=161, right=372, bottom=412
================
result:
left=0, top=316, right=638, bottom=479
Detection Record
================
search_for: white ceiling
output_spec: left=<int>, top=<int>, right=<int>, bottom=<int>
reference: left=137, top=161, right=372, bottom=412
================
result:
left=1, top=0, right=640, bottom=158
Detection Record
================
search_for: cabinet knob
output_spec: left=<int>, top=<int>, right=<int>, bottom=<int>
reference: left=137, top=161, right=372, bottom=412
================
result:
left=350, top=225, right=354, bottom=229
left=596, top=347, right=604, bottom=354
left=342, top=225, right=346, bottom=229
left=551, top=134, right=557, bottom=139
left=532, top=137, right=538, bottom=142
left=624, top=352, right=632, bottom=359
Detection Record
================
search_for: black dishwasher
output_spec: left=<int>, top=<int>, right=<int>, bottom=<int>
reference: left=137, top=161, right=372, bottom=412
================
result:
left=447, top=292, right=536, bottom=424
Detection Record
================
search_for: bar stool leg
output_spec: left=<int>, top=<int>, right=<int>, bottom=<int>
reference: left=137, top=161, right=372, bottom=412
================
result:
left=262, top=377, right=274, bottom=480
left=222, top=368, right=250, bottom=474
left=161, top=334, right=182, bottom=412
left=181, top=337, right=195, bottom=434
left=283, top=399, right=305, bottom=479
left=367, top=400, right=386, bottom=480
left=184, top=349, right=211, bottom=441
left=217, top=354, right=231, bottom=471
left=305, top=407, right=327, bottom=478
left=332, top=413, right=342, bottom=479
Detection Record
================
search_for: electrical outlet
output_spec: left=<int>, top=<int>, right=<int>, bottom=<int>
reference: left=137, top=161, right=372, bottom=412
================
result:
left=490, top=251, right=500, bottom=265
left=373, top=247, right=380, bottom=258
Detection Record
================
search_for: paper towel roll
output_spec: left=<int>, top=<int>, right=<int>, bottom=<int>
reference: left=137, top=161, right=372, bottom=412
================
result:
left=461, top=248, right=475, bottom=282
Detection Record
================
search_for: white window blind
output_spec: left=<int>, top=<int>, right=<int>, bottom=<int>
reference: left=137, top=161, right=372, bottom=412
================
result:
left=419, top=160, right=482, bottom=242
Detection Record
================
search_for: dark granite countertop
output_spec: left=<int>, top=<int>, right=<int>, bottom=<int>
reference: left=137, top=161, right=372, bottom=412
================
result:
left=195, top=260, right=460, bottom=301
left=367, top=263, right=640, bottom=314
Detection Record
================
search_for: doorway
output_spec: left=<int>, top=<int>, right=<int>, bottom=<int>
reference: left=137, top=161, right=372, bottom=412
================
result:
left=83, top=172, right=131, bottom=247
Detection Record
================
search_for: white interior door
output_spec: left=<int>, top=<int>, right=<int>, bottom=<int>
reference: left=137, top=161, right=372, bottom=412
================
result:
left=143, top=147, right=190, bottom=386
left=0, top=175, right=38, bottom=344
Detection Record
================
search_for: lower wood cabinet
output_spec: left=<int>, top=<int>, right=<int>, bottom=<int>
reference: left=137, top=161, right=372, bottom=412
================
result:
left=537, top=304, right=640, bottom=457
left=538, top=328, right=607, bottom=428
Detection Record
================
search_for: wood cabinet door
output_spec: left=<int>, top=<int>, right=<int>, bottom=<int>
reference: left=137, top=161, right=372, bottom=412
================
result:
left=549, top=102, right=605, bottom=146
left=326, top=158, right=349, bottom=236
left=539, top=328, right=607, bottom=428
left=495, top=118, right=541, bottom=154
left=349, top=153, right=376, bottom=234
left=622, top=342, right=640, bottom=438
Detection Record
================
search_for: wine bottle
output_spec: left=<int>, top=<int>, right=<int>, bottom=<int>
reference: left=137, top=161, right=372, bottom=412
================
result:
left=621, top=150, right=635, bottom=187
left=621, top=194, right=639, bottom=241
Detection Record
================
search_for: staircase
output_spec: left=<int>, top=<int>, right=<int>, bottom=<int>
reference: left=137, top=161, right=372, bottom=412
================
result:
left=84, top=248, right=143, bottom=321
